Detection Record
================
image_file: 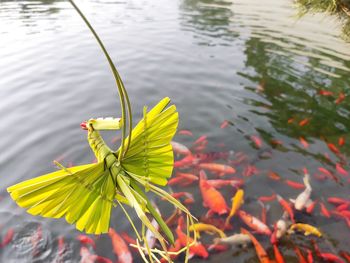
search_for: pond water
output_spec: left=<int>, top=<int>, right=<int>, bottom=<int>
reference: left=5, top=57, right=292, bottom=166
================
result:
left=1, top=0, right=350, bottom=262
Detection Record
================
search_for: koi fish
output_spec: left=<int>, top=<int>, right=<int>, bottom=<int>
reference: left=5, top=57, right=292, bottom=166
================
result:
left=288, top=223, right=322, bottom=237
left=58, top=236, right=66, bottom=260
left=259, top=193, right=276, bottom=202
left=189, top=223, right=226, bottom=238
left=290, top=172, right=312, bottom=210
left=338, top=136, right=345, bottom=146
left=306, top=200, right=317, bottom=214
left=285, top=180, right=305, bottom=189
left=80, top=246, right=95, bottom=263
left=328, top=197, right=350, bottom=205
left=242, top=164, right=259, bottom=177
left=268, top=171, right=281, bottom=181
left=318, top=90, right=333, bottom=96
left=306, top=249, right=313, bottom=263
left=220, top=120, right=229, bottom=129
left=171, top=141, right=191, bottom=155
left=176, top=218, right=209, bottom=259
left=238, top=210, right=271, bottom=235
left=175, top=172, right=198, bottom=181
left=275, top=212, right=290, bottom=239
left=198, top=163, right=236, bottom=175
left=336, top=163, right=348, bottom=176
left=335, top=92, right=346, bottom=105
left=77, top=235, right=96, bottom=249
left=299, top=137, right=309, bottom=148
left=108, top=228, right=132, bottom=263
left=299, top=118, right=310, bottom=127
left=319, top=202, right=331, bottom=218
left=294, top=246, right=307, bottom=263
left=250, top=135, right=263, bottom=148
left=206, top=179, right=244, bottom=189
left=241, top=228, right=271, bottom=263
left=258, top=201, right=269, bottom=224
left=328, top=143, right=340, bottom=155
left=225, top=189, right=244, bottom=226
left=178, top=130, right=193, bottom=136
left=213, top=233, right=251, bottom=248
left=319, top=253, right=345, bottom=263
left=0, top=228, right=14, bottom=248
left=276, top=194, right=294, bottom=223
left=199, top=171, right=229, bottom=216
left=273, top=244, right=285, bottom=263
left=193, top=135, right=207, bottom=145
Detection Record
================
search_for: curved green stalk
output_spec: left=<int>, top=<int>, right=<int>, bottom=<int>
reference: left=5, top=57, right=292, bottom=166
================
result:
left=68, top=0, right=132, bottom=158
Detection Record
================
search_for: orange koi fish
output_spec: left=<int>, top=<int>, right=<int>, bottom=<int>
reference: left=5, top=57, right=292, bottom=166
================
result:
left=198, top=163, right=236, bottom=175
left=238, top=210, right=271, bottom=235
left=250, top=135, right=263, bottom=148
left=276, top=195, right=295, bottom=223
left=299, top=118, right=310, bottom=127
left=171, top=141, right=191, bottom=155
left=199, top=171, right=229, bottom=216
left=241, top=228, right=271, bottom=263
left=306, top=200, right=317, bottom=214
left=299, top=137, right=309, bottom=148
left=273, top=244, right=285, bottom=263
left=225, top=189, right=244, bottom=226
left=338, top=136, right=345, bottom=146
left=176, top=218, right=209, bottom=259
left=328, top=197, right=350, bottom=205
left=328, top=143, right=340, bottom=155
left=268, top=171, right=281, bottom=181
left=335, top=92, right=346, bottom=105
left=178, top=130, right=193, bottom=136
left=285, top=180, right=305, bottom=189
left=108, top=228, right=132, bottom=263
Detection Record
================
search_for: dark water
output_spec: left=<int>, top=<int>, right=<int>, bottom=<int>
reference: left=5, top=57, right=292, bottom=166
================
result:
left=1, top=0, right=350, bottom=262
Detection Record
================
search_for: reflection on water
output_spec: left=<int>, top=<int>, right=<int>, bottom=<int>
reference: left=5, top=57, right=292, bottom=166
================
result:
left=1, top=0, right=350, bottom=262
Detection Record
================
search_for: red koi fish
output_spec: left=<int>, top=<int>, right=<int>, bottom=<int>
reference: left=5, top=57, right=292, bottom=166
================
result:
left=160, top=240, right=181, bottom=263
left=294, top=246, right=307, bottom=263
left=319, top=253, right=345, bottom=263
left=176, top=217, right=208, bottom=259
left=319, top=202, right=331, bottom=218
left=336, top=202, right=350, bottom=212
left=242, top=164, right=259, bottom=177
left=307, top=249, right=313, bottom=263
left=206, top=179, right=244, bottom=189
left=199, top=171, right=229, bottom=216
left=338, top=136, right=345, bottom=146
left=176, top=172, right=198, bottom=181
left=335, top=92, right=346, bottom=104
left=258, top=200, right=268, bottom=224
left=250, top=135, right=262, bottom=148
left=328, top=143, right=340, bottom=155
left=58, top=236, right=66, bottom=259
left=174, top=155, right=197, bottom=168
left=193, top=135, right=207, bottom=145
left=77, top=235, right=96, bottom=249
left=285, top=180, right=305, bottom=189
left=0, top=228, right=14, bottom=248
left=241, top=228, right=271, bottom=263
left=273, top=244, right=285, bottom=263
left=80, top=247, right=95, bottom=263
left=178, top=130, right=193, bottom=136
left=336, top=163, right=348, bottom=176
left=270, top=224, right=278, bottom=245
left=276, top=195, right=295, bottom=223
left=171, top=141, right=191, bottom=155
left=339, top=251, right=350, bottom=263
left=258, top=193, right=276, bottom=202
left=318, top=167, right=339, bottom=182
left=299, top=118, right=310, bottom=127
left=319, top=90, right=333, bottom=96
left=238, top=210, right=271, bottom=235
left=328, top=197, right=350, bottom=206
left=199, top=163, right=236, bottom=175
left=306, top=200, right=317, bottom=214
left=220, top=120, right=229, bottom=129
left=108, top=228, right=132, bottom=263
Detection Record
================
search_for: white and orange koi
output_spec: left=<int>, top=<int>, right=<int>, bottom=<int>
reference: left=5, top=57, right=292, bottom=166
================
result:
left=199, top=163, right=236, bottom=175
left=213, top=233, right=251, bottom=248
left=290, top=172, right=312, bottom=211
left=238, top=210, right=271, bottom=235
left=171, top=141, right=191, bottom=156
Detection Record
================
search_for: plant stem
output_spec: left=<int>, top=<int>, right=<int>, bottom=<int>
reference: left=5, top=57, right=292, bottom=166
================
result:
left=68, top=0, right=132, bottom=158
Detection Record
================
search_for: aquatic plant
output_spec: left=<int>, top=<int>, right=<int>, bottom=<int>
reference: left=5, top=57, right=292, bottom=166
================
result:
left=7, top=0, right=195, bottom=262
left=294, top=0, right=350, bottom=41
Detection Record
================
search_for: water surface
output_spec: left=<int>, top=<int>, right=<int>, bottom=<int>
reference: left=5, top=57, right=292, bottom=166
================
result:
left=1, top=0, right=350, bottom=262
